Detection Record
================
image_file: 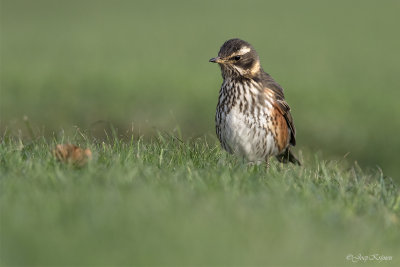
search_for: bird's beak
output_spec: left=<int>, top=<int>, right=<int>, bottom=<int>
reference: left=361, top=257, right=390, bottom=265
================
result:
left=209, top=57, right=223, bottom=63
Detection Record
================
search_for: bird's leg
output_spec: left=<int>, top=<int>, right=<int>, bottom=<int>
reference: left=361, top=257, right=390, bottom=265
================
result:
left=265, top=157, right=270, bottom=169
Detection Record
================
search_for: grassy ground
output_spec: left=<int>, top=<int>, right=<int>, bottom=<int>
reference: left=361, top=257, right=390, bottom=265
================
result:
left=1, top=134, right=399, bottom=266
left=1, top=0, right=400, bottom=265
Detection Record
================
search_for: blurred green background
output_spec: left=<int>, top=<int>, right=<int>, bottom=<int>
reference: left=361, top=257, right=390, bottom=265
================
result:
left=1, top=0, right=399, bottom=177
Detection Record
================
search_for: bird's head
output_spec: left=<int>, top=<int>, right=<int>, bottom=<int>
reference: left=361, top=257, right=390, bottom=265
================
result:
left=209, top=38, right=261, bottom=79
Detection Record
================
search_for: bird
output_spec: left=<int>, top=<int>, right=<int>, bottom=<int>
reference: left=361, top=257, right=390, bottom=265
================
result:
left=209, top=38, right=300, bottom=165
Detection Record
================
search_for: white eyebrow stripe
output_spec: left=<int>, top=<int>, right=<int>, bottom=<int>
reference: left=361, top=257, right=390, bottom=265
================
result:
left=238, top=46, right=251, bottom=55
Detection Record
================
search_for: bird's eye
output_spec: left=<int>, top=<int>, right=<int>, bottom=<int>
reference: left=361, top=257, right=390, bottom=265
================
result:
left=234, top=56, right=241, bottom=61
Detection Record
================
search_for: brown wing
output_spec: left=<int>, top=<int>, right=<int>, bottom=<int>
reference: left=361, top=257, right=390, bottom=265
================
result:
left=258, top=72, right=297, bottom=147
left=273, top=99, right=296, bottom=146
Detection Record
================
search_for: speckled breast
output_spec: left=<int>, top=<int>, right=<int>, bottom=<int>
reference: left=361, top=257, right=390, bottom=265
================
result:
left=215, top=79, right=284, bottom=162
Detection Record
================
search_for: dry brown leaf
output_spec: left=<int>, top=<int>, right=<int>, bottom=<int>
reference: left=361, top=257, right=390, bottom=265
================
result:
left=53, top=144, right=92, bottom=166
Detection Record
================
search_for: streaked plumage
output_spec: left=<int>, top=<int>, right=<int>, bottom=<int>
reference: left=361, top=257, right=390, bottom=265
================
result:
left=210, top=38, right=300, bottom=165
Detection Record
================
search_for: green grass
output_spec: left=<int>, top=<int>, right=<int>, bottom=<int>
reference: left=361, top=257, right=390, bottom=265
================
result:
left=1, top=134, right=399, bottom=266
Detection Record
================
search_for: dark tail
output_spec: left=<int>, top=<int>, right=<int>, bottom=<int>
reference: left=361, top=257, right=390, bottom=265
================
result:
left=276, top=148, right=301, bottom=165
